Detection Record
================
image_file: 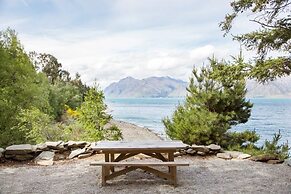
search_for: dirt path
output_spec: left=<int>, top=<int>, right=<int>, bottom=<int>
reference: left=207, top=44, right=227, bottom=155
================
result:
left=109, top=120, right=162, bottom=141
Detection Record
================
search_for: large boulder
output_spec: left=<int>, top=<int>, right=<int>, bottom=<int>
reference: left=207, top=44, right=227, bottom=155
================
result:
left=35, top=151, right=55, bottom=166
left=5, top=144, right=34, bottom=155
left=69, top=148, right=87, bottom=159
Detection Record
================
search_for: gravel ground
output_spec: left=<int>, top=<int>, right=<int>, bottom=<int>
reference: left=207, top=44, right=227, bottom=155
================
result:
left=0, top=155, right=290, bottom=194
left=0, top=121, right=290, bottom=194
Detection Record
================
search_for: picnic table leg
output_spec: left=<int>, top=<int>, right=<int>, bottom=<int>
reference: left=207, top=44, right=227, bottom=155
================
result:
left=102, top=153, right=110, bottom=186
left=110, top=153, right=115, bottom=172
left=168, top=152, right=177, bottom=186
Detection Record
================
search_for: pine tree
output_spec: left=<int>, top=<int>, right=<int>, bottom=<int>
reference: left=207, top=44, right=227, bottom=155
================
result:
left=163, top=57, right=257, bottom=146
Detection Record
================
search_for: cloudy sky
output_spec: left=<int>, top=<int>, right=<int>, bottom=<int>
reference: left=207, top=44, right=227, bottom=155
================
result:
left=0, top=0, right=256, bottom=88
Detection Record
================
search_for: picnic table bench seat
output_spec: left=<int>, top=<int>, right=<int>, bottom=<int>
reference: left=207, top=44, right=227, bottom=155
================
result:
left=90, top=161, right=190, bottom=166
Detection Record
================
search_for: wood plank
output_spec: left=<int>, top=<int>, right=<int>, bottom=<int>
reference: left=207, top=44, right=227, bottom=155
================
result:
left=155, top=153, right=168, bottom=161
left=110, top=153, right=115, bottom=172
left=138, top=166, right=172, bottom=180
left=114, top=153, right=139, bottom=162
left=90, top=161, right=189, bottom=166
left=92, top=140, right=187, bottom=152
left=142, top=153, right=167, bottom=161
left=106, top=166, right=138, bottom=180
left=113, top=153, right=126, bottom=162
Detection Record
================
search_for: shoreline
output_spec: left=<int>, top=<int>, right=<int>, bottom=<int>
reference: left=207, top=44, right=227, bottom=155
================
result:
left=109, top=119, right=163, bottom=141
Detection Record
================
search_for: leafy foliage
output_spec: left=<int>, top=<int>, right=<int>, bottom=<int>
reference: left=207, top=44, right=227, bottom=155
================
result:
left=16, top=108, right=53, bottom=144
left=77, top=87, right=121, bottom=141
left=229, top=130, right=289, bottom=160
left=163, top=57, right=257, bottom=146
left=262, top=130, right=290, bottom=160
left=0, top=28, right=120, bottom=147
left=220, top=0, right=291, bottom=82
left=0, top=29, right=52, bottom=146
left=48, top=81, right=82, bottom=119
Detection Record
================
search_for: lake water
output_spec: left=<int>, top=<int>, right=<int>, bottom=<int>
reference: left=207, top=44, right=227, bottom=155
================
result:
left=106, top=98, right=291, bottom=146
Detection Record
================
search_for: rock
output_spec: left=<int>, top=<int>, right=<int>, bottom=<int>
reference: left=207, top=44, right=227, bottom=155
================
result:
left=35, top=151, right=55, bottom=166
left=225, top=151, right=243, bottom=159
left=69, top=148, right=87, bottom=159
left=250, top=155, right=277, bottom=162
left=13, top=154, right=34, bottom=161
left=45, top=141, right=63, bottom=150
left=186, top=148, right=197, bottom=155
left=206, top=144, right=221, bottom=151
left=178, top=149, right=187, bottom=155
left=5, top=144, right=34, bottom=155
left=197, top=151, right=206, bottom=156
left=78, top=153, right=92, bottom=159
left=37, top=159, right=54, bottom=166
left=35, top=151, right=55, bottom=161
left=66, top=141, right=87, bottom=149
left=54, top=153, right=66, bottom=160
left=174, top=152, right=184, bottom=157
left=191, top=145, right=209, bottom=153
left=267, top=159, right=284, bottom=164
left=217, top=152, right=232, bottom=160
left=36, top=143, right=48, bottom=151
left=237, top=153, right=251, bottom=159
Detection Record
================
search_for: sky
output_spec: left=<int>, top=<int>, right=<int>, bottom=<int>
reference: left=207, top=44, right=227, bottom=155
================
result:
left=0, top=0, right=257, bottom=88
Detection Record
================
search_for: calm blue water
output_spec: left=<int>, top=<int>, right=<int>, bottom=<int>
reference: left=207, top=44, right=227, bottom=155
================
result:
left=106, top=98, right=291, bottom=146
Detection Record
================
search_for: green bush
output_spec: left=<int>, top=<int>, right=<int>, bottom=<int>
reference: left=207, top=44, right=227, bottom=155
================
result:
left=16, top=108, right=53, bottom=144
left=77, top=87, right=121, bottom=141
left=228, top=130, right=290, bottom=160
left=261, top=130, right=289, bottom=160
left=222, top=130, right=260, bottom=148
left=103, top=125, right=123, bottom=141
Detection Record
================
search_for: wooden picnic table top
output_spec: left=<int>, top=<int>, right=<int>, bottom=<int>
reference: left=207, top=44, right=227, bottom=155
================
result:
left=91, top=140, right=188, bottom=152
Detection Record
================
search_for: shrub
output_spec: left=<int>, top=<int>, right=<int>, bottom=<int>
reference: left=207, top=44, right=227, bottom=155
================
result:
left=261, top=130, right=289, bottom=160
left=77, top=86, right=121, bottom=141
left=103, top=125, right=123, bottom=141
left=228, top=130, right=290, bottom=160
left=16, top=108, right=53, bottom=144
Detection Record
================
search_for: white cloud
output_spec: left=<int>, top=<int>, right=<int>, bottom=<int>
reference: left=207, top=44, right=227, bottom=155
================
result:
left=1, top=0, right=257, bottom=89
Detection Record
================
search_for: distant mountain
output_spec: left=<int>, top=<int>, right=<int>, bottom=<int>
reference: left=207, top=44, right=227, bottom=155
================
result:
left=246, top=77, right=291, bottom=98
left=104, top=76, right=291, bottom=98
left=104, top=76, right=187, bottom=98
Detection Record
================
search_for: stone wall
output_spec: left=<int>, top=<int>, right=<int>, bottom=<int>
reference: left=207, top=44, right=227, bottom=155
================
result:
left=0, top=141, right=96, bottom=166
left=0, top=142, right=289, bottom=166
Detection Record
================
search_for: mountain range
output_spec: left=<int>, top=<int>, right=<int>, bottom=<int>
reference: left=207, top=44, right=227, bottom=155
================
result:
left=104, top=76, right=291, bottom=98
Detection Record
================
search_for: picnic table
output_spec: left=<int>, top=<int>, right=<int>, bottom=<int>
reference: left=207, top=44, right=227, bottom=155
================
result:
left=90, top=140, right=189, bottom=186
